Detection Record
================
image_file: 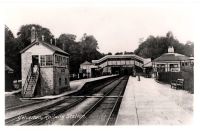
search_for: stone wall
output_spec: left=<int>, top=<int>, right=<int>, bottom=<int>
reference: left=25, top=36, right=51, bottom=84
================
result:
left=40, top=67, right=54, bottom=96
left=53, top=67, right=70, bottom=94
left=21, top=52, right=32, bottom=89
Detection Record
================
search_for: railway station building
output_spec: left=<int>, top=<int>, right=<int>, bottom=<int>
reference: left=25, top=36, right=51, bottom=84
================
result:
left=79, top=61, right=98, bottom=78
left=20, top=27, right=70, bottom=98
left=92, top=55, right=151, bottom=76
left=152, top=46, right=194, bottom=83
left=152, top=46, right=194, bottom=73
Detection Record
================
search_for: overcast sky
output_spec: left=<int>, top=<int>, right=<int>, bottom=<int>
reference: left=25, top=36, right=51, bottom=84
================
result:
left=1, top=2, right=197, bottom=54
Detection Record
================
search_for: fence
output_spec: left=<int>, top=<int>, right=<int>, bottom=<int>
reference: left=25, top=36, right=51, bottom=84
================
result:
left=158, top=69, right=194, bottom=93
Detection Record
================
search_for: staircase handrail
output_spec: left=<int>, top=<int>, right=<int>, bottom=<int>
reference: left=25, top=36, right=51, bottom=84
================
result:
left=22, top=63, right=33, bottom=97
left=24, top=64, right=40, bottom=97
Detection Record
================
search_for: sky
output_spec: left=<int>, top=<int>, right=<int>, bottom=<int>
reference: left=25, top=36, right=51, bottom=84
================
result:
left=0, top=1, right=198, bottom=54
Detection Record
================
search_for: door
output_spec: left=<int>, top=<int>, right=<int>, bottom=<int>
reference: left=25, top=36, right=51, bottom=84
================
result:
left=32, top=55, right=39, bottom=66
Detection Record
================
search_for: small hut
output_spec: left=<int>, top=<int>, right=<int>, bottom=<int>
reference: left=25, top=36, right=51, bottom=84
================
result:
left=79, top=61, right=97, bottom=78
left=5, top=64, right=14, bottom=91
left=20, top=27, right=70, bottom=97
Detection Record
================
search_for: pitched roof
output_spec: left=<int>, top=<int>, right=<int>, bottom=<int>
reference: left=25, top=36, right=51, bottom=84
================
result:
left=81, top=61, right=92, bottom=65
left=153, top=53, right=190, bottom=62
left=20, top=40, right=69, bottom=56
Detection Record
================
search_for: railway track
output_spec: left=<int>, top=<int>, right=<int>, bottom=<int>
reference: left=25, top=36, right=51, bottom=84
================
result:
left=72, top=76, right=129, bottom=125
left=5, top=76, right=123, bottom=125
left=5, top=99, right=49, bottom=112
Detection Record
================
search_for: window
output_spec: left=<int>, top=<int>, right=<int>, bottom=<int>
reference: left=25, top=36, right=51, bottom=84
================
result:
left=59, top=78, right=61, bottom=86
left=170, top=64, right=178, bottom=68
left=170, top=64, right=179, bottom=72
left=40, top=55, right=46, bottom=66
left=46, top=55, right=53, bottom=66
left=58, top=56, right=62, bottom=66
left=157, top=64, right=165, bottom=72
left=55, top=54, right=69, bottom=67
left=55, top=55, right=59, bottom=66
left=62, top=57, right=68, bottom=66
left=61, top=57, right=64, bottom=66
left=185, top=62, right=188, bottom=66
left=40, top=55, right=54, bottom=66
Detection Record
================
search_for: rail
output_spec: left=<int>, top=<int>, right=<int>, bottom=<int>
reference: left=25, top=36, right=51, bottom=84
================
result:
left=23, top=64, right=40, bottom=97
left=6, top=77, right=121, bottom=125
left=72, top=77, right=126, bottom=125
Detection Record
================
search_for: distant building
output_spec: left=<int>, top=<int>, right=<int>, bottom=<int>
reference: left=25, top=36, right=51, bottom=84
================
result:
left=152, top=46, right=193, bottom=73
left=92, top=55, right=151, bottom=75
left=20, top=27, right=70, bottom=97
left=5, top=64, right=14, bottom=91
left=79, top=61, right=97, bottom=78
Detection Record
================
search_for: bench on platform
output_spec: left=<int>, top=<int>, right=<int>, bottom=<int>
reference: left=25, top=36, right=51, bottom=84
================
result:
left=171, top=79, right=184, bottom=89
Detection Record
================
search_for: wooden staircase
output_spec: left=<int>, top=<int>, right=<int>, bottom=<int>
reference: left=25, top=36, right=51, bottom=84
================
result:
left=22, top=64, right=40, bottom=98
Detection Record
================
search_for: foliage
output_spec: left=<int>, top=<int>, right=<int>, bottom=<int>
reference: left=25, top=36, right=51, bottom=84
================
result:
left=124, top=51, right=134, bottom=55
left=134, top=32, right=194, bottom=59
left=115, top=52, right=123, bottom=55
left=56, top=33, right=103, bottom=74
left=17, top=24, right=54, bottom=48
left=107, top=52, right=112, bottom=55
left=5, top=26, right=21, bottom=79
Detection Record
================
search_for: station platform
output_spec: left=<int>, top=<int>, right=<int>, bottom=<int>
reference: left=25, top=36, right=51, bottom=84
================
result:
left=5, top=75, right=116, bottom=109
left=115, top=76, right=193, bottom=125
left=5, top=75, right=117, bottom=120
left=26, top=75, right=116, bottom=100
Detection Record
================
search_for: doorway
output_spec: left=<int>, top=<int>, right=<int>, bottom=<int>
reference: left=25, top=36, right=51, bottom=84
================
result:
left=32, top=55, right=39, bottom=66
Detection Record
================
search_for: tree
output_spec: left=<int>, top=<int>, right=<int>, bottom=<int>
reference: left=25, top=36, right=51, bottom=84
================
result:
left=183, top=41, right=194, bottom=56
left=5, top=26, right=21, bottom=79
left=17, top=24, right=54, bottom=48
left=79, top=34, right=102, bottom=62
left=56, top=33, right=103, bottom=74
left=115, top=52, right=123, bottom=55
left=134, top=31, right=194, bottom=59
left=124, top=51, right=134, bottom=55
left=107, top=52, right=112, bottom=55
left=57, top=34, right=76, bottom=52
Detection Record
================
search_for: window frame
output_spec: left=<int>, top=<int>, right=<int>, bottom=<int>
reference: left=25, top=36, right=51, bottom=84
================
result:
left=46, top=55, right=53, bottom=66
left=54, top=54, right=69, bottom=67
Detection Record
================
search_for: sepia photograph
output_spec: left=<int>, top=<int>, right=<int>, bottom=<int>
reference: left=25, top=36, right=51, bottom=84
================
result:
left=1, top=0, right=199, bottom=127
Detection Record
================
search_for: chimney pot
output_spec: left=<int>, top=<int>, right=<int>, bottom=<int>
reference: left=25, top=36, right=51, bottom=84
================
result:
left=168, top=46, right=174, bottom=53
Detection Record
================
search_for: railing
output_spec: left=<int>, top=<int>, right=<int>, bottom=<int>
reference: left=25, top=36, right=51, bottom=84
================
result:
left=23, top=64, right=40, bottom=97
left=22, top=63, right=33, bottom=97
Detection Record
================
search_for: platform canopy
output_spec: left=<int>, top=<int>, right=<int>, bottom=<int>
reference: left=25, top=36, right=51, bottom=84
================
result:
left=153, top=53, right=190, bottom=62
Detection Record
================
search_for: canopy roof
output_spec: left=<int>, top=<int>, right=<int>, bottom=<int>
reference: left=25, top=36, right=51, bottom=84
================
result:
left=153, top=53, right=189, bottom=62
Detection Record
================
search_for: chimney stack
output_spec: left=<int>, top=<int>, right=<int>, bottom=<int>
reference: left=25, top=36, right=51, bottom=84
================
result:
left=50, top=39, right=52, bottom=44
left=31, top=26, right=36, bottom=43
left=168, top=46, right=174, bottom=53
